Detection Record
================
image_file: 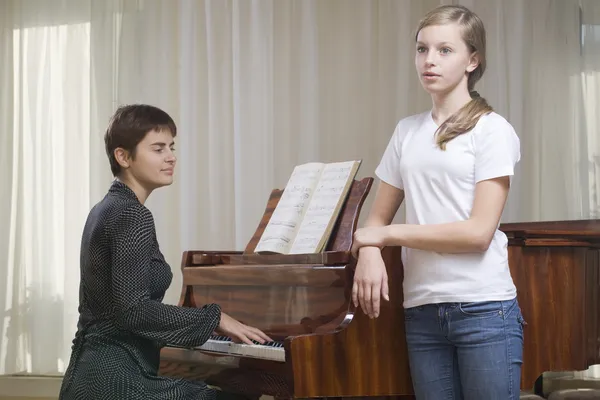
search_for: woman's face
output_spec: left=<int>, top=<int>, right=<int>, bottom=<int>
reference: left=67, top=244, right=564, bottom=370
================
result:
left=118, top=129, right=177, bottom=190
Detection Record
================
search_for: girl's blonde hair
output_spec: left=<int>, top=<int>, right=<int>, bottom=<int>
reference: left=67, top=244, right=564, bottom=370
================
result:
left=416, top=5, right=492, bottom=150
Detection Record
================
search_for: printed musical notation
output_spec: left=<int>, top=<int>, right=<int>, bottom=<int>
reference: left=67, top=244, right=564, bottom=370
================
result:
left=289, top=162, right=357, bottom=254
left=254, top=163, right=324, bottom=253
left=254, top=160, right=361, bottom=255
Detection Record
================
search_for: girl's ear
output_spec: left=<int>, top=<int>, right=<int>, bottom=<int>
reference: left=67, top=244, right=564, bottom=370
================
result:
left=466, top=52, right=479, bottom=73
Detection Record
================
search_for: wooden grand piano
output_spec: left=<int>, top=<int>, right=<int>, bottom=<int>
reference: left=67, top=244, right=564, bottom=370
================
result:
left=159, top=175, right=600, bottom=399
left=158, top=176, right=415, bottom=399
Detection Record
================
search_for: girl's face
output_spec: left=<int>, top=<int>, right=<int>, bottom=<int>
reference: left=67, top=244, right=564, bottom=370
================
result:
left=415, top=22, right=479, bottom=96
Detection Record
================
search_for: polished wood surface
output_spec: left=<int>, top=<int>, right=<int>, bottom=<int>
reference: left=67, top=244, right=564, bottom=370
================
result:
left=184, top=262, right=350, bottom=338
left=159, top=246, right=412, bottom=398
left=287, top=245, right=412, bottom=398
left=500, top=220, right=600, bottom=390
left=160, top=177, right=415, bottom=398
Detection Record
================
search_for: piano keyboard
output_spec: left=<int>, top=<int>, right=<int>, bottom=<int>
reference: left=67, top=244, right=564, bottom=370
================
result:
left=195, top=335, right=286, bottom=362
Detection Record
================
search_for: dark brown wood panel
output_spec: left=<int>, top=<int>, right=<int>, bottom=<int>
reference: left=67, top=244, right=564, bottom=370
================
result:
left=502, top=220, right=600, bottom=390
left=509, top=246, right=587, bottom=387
left=190, top=281, right=349, bottom=338
left=287, top=246, right=413, bottom=398
left=182, top=264, right=347, bottom=287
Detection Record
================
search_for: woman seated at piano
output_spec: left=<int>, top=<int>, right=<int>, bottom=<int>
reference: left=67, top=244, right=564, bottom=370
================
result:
left=351, top=5, right=524, bottom=400
left=58, top=104, right=271, bottom=400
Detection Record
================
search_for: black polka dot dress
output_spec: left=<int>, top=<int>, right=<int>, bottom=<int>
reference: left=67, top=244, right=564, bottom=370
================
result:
left=59, top=180, right=222, bottom=400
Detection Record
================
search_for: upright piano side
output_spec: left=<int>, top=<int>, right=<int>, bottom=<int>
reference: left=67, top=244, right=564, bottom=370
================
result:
left=500, top=219, right=600, bottom=390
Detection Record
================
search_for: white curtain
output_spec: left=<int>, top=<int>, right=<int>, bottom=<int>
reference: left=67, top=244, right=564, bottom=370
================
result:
left=0, top=0, right=92, bottom=375
left=581, top=0, right=600, bottom=218
left=0, top=0, right=598, bottom=376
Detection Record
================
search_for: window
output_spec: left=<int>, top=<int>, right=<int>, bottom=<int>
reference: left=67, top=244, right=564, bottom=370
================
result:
left=5, top=21, right=91, bottom=375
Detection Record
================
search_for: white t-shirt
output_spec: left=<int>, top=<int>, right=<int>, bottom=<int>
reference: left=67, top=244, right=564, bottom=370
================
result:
left=375, top=110, right=521, bottom=308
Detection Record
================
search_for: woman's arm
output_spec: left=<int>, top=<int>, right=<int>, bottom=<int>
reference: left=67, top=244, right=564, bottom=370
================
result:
left=353, top=176, right=510, bottom=254
left=109, top=204, right=222, bottom=347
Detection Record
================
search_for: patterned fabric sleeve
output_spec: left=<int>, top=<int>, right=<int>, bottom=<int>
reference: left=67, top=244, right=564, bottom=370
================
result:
left=109, top=204, right=221, bottom=347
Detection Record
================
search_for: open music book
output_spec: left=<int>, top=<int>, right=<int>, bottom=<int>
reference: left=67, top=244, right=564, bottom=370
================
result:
left=254, top=160, right=361, bottom=254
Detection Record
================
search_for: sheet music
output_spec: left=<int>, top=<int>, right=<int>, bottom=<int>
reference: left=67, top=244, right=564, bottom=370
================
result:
left=254, top=163, right=324, bottom=253
left=289, top=161, right=357, bottom=254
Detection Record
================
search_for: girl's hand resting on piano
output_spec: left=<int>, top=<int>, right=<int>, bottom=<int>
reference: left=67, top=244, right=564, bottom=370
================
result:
left=352, top=246, right=389, bottom=319
left=351, top=226, right=387, bottom=258
left=216, top=312, right=273, bottom=345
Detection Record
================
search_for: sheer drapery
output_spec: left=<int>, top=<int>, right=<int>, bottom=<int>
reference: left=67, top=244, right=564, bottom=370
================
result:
left=580, top=0, right=600, bottom=218
left=0, top=0, right=92, bottom=375
left=0, top=0, right=598, bottom=375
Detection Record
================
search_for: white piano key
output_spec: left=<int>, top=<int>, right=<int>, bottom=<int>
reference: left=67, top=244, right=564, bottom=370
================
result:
left=196, top=339, right=286, bottom=362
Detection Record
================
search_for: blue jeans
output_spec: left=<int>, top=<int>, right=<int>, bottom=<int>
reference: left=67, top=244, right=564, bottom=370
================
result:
left=404, top=297, right=525, bottom=400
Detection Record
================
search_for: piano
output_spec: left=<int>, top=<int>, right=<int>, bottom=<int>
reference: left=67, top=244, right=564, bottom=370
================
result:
left=500, top=220, right=600, bottom=394
left=158, top=177, right=416, bottom=399
left=159, top=174, right=600, bottom=398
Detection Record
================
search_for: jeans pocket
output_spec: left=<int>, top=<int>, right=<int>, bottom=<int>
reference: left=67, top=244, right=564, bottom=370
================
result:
left=403, top=305, right=426, bottom=321
left=458, top=300, right=503, bottom=317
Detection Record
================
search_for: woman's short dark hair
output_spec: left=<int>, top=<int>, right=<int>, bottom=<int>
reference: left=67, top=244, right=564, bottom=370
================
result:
left=104, top=104, right=177, bottom=176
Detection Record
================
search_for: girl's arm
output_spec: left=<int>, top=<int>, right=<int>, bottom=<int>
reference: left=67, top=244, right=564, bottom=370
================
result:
left=355, top=181, right=404, bottom=254
left=353, top=115, right=519, bottom=256
left=357, top=176, right=510, bottom=253
left=352, top=181, right=404, bottom=317
left=363, top=181, right=404, bottom=229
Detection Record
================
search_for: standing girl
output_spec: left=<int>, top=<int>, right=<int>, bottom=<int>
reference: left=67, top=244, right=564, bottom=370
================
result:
left=351, top=5, right=524, bottom=400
